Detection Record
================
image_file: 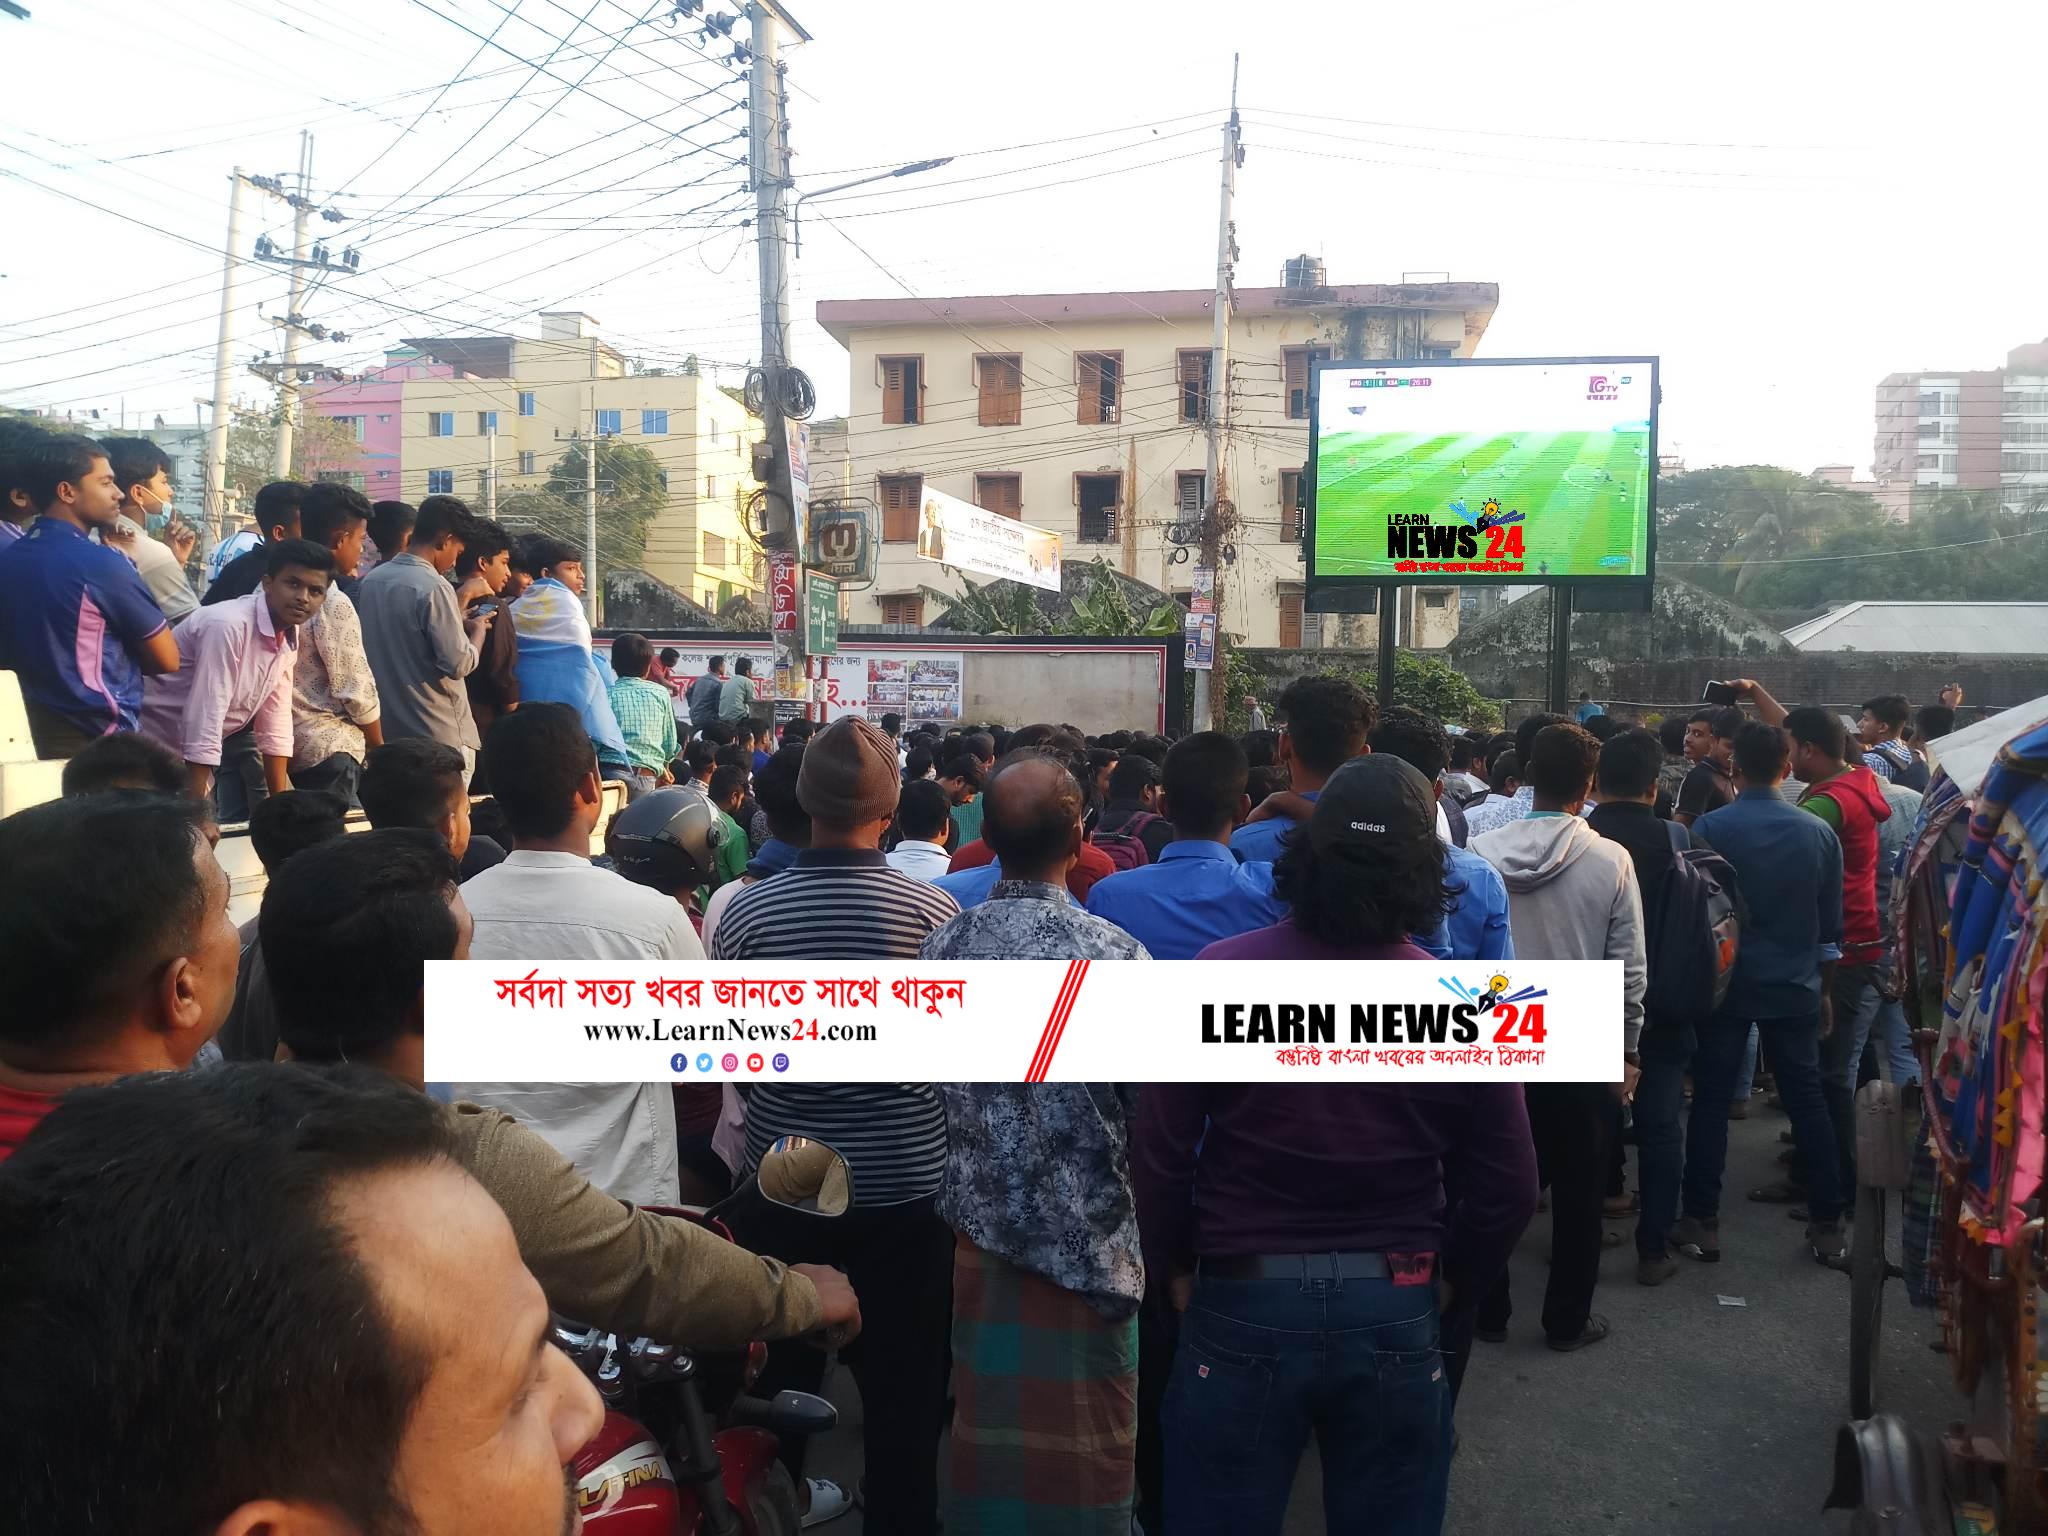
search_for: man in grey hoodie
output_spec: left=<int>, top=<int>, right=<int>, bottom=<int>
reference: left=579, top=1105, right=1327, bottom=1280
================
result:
left=1470, top=721, right=1647, bottom=1352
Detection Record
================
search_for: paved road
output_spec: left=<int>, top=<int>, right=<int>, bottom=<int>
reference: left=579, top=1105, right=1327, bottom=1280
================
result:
left=802, top=1104, right=1961, bottom=1535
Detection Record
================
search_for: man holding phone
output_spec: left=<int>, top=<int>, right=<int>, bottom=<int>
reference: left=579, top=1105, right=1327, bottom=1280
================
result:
left=1676, top=693, right=1744, bottom=828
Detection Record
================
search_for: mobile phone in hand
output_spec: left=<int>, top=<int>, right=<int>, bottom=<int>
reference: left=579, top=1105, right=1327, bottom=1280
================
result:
left=1701, top=681, right=1739, bottom=706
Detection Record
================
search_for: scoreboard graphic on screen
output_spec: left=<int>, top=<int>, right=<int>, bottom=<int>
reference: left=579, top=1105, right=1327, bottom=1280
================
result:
left=1305, top=357, right=1658, bottom=588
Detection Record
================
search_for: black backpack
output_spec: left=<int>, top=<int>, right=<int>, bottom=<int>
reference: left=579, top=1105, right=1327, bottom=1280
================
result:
left=1646, top=847, right=1742, bottom=1023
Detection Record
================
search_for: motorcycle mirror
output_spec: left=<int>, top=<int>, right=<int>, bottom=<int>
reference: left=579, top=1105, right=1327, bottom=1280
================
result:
left=755, top=1135, right=853, bottom=1217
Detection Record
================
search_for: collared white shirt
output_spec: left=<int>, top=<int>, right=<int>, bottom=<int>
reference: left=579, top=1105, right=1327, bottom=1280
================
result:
left=451, top=850, right=704, bottom=1208
left=886, top=838, right=952, bottom=882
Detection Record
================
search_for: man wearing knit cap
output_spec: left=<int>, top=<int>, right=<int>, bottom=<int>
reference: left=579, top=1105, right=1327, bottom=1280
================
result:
left=712, top=714, right=959, bottom=1536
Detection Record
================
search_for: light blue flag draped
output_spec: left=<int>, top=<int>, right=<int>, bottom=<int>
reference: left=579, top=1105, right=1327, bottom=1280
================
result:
left=508, top=578, right=629, bottom=761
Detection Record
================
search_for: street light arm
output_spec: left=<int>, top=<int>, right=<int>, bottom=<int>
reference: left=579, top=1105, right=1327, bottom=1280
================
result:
left=790, top=156, right=954, bottom=256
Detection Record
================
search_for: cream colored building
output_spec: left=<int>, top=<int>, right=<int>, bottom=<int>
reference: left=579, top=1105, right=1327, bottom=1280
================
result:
left=814, top=275, right=1498, bottom=647
left=394, top=314, right=761, bottom=609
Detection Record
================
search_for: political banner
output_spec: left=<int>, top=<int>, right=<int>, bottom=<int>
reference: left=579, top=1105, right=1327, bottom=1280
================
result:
left=914, top=483, right=1061, bottom=593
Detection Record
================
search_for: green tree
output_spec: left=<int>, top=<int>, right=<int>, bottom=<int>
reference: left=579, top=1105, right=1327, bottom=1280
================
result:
left=926, top=558, right=1182, bottom=637
left=1655, top=466, right=1883, bottom=597
left=225, top=407, right=360, bottom=508
left=500, top=437, right=668, bottom=574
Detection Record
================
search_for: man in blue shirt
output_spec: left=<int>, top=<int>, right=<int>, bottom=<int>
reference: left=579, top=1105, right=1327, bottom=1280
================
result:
left=0, top=434, right=179, bottom=757
left=1087, top=732, right=1284, bottom=959
left=1229, top=674, right=1374, bottom=865
left=1684, top=720, right=1847, bottom=1266
left=1369, top=707, right=1514, bottom=963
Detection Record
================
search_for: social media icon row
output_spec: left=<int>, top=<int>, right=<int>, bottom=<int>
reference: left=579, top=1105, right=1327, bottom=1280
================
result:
left=670, top=1051, right=791, bottom=1074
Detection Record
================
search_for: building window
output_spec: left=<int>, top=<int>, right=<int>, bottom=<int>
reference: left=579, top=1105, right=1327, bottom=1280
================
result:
left=879, top=474, right=923, bottom=541
left=1176, top=470, right=1207, bottom=517
left=704, top=531, right=729, bottom=566
left=334, top=415, right=366, bottom=441
left=2003, top=452, right=2048, bottom=473
left=377, top=413, right=391, bottom=424
left=704, top=474, right=717, bottom=499
left=1424, top=591, right=1449, bottom=609
left=1177, top=350, right=1211, bottom=423
left=880, top=594, right=924, bottom=626
left=428, top=411, right=453, bottom=437
left=642, top=409, right=668, bottom=435
left=1282, top=346, right=1331, bottom=419
left=427, top=469, right=453, bottom=495
left=518, top=391, right=536, bottom=416
left=1077, top=351, right=1122, bottom=425
left=974, top=472, right=1022, bottom=519
left=656, top=471, right=669, bottom=492
left=518, top=450, right=536, bottom=475
left=478, top=411, right=498, bottom=434
left=1076, top=473, right=1118, bottom=543
left=1278, top=591, right=1304, bottom=648
left=975, top=353, right=1023, bottom=427
left=881, top=356, right=923, bottom=425
left=317, top=470, right=364, bottom=491
left=1280, top=468, right=1305, bottom=540
left=594, top=409, right=621, bottom=436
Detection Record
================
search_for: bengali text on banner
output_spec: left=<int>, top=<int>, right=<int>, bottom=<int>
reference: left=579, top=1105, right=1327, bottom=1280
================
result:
left=424, top=960, right=1620, bottom=1084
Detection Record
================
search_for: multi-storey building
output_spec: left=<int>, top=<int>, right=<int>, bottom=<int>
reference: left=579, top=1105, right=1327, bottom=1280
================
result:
left=305, top=312, right=761, bottom=609
left=1874, top=339, right=2048, bottom=521
left=814, top=270, right=1499, bottom=648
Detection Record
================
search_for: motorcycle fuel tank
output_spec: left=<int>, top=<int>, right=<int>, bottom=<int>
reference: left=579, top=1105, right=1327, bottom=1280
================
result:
left=574, top=1411, right=681, bottom=1532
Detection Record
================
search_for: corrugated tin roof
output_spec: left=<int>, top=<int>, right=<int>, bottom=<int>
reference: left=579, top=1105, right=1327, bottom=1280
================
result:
left=1782, top=601, right=2048, bottom=653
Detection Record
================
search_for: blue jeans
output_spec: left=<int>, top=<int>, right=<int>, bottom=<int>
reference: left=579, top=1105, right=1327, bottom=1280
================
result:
left=289, top=751, right=362, bottom=808
left=1732, top=1024, right=1759, bottom=1101
left=1164, top=1269, right=1451, bottom=1536
left=1634, top=1041, right=1691, bottom=1258
left=1687, top=1009, right=1844, bottom=1226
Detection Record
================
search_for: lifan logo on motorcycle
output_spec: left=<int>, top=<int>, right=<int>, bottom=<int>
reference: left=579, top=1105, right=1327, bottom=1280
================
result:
left=577, top=1440, right=672, bottom=1514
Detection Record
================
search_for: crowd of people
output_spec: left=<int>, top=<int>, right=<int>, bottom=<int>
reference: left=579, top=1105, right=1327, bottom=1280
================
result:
left=0, top=429, right=1967, bottom=1534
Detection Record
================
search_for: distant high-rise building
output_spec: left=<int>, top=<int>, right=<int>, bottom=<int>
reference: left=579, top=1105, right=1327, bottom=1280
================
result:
left=1874, top=339, right=2048, bottom=521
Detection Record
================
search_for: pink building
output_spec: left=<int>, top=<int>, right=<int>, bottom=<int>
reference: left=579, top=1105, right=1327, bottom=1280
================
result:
left=303, top=349, right=454, bottom=499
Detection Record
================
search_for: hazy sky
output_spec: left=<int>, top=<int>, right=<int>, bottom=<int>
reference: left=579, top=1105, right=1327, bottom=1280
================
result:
left=3, top=0, right=2041, bottom=477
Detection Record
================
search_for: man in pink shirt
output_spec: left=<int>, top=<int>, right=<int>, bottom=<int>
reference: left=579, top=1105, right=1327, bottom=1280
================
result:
left=141, top=538, right=336, bottom=807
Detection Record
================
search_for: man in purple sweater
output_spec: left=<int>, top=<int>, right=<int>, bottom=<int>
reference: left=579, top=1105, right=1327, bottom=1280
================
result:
left=1139, top=756, right=1540, bottom=1535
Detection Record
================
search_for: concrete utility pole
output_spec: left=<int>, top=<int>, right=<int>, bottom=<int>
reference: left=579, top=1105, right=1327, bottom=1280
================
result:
left=202, top=165, right=246, bottom=592
left=272, top=131, right=313, bottom=478
left=584, top=399, right=599, bottom=624
left=486, top=428, right=497, bottom=521
left=1192, top=57, right=1242, bottom=731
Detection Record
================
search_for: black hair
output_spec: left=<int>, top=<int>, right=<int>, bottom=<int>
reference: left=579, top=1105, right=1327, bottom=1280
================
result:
left=982, top=750, right=1083, bottom=877
left=411, top=495, right=474, bottom=549
left=252, top=480, right=305, bottom=539
left=1513, top=710, right=1567, bottom=767
left=1246, top=765, right=1285, bottom=805
left=611, top=632, right=654, bottom=678
left=1709, top=705, right=1745, bottom=742
left=0, top=794, right=212, bottom=1049
left=1733, top=720, right=1792, bottom=783
left=1584, top=713, right=1619, bottom=742
left=1863, top=693, right=1911, bottom=733
left=98, top=435, right=172, bottom=494
left=481, top=703, right=593, bottom=839
left=0, top=414, right=56, bottom=513
left=1107, top=753, right=1160, bottom=802
left=367, top=499, right=415, bottom=557
left=1916, top=703, right=1956, bottom=742
left=1162, top=730, right=1248, bottom=837
left=247, top=790, right=348, bottom=878
left=904, top=744, right=937, bottom=782
left=962, top=731, right=995, bottom=763
left=1128, top=734, right=1169, bottom=765
left=700, top=720, right=737, bottom=746
left=659, top=647, right=680, bottom=667
left=453, top=516, right=512, bottom=577
left=0, top=1064, right=454, bottom=1534
left=1273, top=818, right=1454, bottom=949
left=61, top=731, right=186, bottom=797
left=1783, top=705, right=1847, bottom=761
left=733, top=656, right=754, bottom=677
left=1526, top=722, right=1600, bottom=802
left=753, top=745, right=811, bottom=842
left=262, top=831, right=462, bottom=1062
left=880, top=711, right=903, bottom=737
left=1487, top=749, right=1521, bottom=794
left=1687, top=707, right=1717, bottom=728
left=359, top=739, right=467, bottom=832
left=895, top=777, right=952, bottom=840
left=706, top=653, right=726, bottom=671
left=1241, top=728, right=1279, bottom=769
left=1276, top=675, right=1375, bottom=775
left=19, top=433, right=108, bottom=513
left=709, top=763, right=750, bottom=806
left=263, top=536, right=337, bottom=580
left=1659, top=715, right=1688, bottom=755
left=940, top=754, right=986, bottom=792
left=1449, top=735, right=1478, bottom=772
left=711, top=744, right=749, bottom=775
left=524, top=534, right=580, bottom=574
left=682, top=740, right=717, bottom=778
left=300, top=481, right=371, bottom=547
left=1595, top=727, right=1665, bottom=800
left=1369, top=705, right=1450, bottom=783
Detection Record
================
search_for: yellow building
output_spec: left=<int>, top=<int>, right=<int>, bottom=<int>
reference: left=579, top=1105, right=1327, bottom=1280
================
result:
left=396, top=313, right=762, bottom=610
left=814, top=274, right=1498, bottom=647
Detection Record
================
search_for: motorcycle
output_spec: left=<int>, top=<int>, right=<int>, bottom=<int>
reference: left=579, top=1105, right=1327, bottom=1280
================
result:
left=564, top=1135, right=853, bottom=1536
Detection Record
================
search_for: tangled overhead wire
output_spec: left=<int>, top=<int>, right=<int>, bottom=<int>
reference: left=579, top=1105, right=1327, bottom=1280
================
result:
left=743, top=364, right=817, bottom=421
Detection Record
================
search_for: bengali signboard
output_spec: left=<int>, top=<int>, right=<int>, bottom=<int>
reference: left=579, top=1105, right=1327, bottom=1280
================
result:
left=1184, top=612, right=1217, bottom=670
left=785, top=418, right=811, bottom=553
left=803, top=573, right=839, bottom=656
left=914, top=483, right=1061, bottom=593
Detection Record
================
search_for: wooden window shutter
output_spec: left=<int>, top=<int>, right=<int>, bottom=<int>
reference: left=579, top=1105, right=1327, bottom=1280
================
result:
left=881, top=475, right=921, bottom=541
left=1280, top=470, right=1302, bottom=540
left=1179, top=351, right=1210, bottom=421
left=1077, top=355, right=1101, bottom=425
left=1279, top=592, right=1304, bottom=648
left=883, top=358, right=921, bottom=425
left=1177, top=471, right=1205, bottom=514
left=979, top=356, right=1021, bottom=427
left=882, top=594, right=923, bottom=626
left=975, top=474, right=1021, bottom=519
